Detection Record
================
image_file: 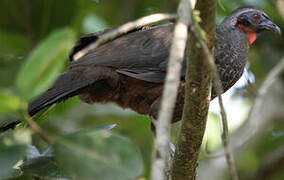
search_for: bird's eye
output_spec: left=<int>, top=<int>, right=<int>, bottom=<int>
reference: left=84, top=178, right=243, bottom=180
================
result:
left=237, top=15, right=251, bottom=27
left=241, top=19, right=250, bottom=27
left=252, top=13, right=260, bottom=22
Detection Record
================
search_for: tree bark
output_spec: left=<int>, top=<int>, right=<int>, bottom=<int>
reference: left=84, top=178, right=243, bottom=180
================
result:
left=171, top=0, right=216, bottom=179
left=151, top=0, right=191, bottom=179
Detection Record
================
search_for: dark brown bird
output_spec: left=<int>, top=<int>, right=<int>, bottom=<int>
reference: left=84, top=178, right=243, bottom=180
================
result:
left=0, top=7, right=281, bottom=132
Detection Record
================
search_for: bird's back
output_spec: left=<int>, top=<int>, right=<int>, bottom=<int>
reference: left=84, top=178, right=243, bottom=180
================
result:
left=69, top=24, right=178, bottom=83
left=69, top=22, right=249, bottom=92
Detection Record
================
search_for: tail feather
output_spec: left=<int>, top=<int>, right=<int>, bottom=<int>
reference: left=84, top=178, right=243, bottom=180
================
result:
left=1, top=70, right=86, bottom=133
left=28, top=69, right=92, bottom=116
left=0, top=67, right=117, bottom=133
left=0, top=119, right=21, bottom=133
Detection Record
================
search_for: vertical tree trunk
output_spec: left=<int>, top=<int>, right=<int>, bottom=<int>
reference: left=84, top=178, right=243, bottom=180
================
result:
left=171, top=0, right=216, bottom=179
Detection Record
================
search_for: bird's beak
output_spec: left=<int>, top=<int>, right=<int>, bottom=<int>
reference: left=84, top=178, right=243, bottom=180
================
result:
left=259, top=19, right=281, bottom=35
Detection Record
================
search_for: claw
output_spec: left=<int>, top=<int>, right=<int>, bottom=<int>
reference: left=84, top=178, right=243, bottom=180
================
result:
left=168, top=141, right=176, bottom=171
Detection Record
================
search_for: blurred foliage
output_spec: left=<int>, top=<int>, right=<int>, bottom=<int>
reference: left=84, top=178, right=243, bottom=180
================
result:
left=0, top=0, right=283, bottom=179
left=16, top=28, right=75, bottom=100
left=54, top=125, right=143, bottom=180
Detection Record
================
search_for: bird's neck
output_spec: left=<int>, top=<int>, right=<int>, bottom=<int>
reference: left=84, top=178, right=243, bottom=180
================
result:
left=236, top=24, right=257, bottom=46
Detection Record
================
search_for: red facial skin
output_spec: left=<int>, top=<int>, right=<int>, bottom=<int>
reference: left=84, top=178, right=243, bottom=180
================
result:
left=236, top=24, right=257, bottom=46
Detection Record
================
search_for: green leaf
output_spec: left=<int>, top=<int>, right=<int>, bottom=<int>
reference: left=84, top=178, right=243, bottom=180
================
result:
left=63, top=124, right=117, bottom=138
left=21, top=146, right=67, bottom=179
left=22, top=156, right=66, bottom=179
left=0, top=145, right=27, bottom=179
left=0, top=89, right=25, bottom=115
left=54, top=125, right=143, bottom=180
left=16, top=28, right=76, bottom=100
left=0, top=129, right=33, bottom=179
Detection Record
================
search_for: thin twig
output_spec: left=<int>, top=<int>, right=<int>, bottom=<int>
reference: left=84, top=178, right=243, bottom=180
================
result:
left=199, top=58, right=284, bottom=180
left=189, top=21, right=239, bottom=180
left=233, top=58, right=284, bottom=148
left=23, top=114, right=53, bottom=145
left=150, top=1, right=191, bottom=180
left=218, top=96, right=238, bottom=180
left=73, top=13, right=176, bottom=61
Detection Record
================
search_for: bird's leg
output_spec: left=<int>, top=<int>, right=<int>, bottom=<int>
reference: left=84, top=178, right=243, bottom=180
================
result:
left=150, top=117, right=157, bottom=136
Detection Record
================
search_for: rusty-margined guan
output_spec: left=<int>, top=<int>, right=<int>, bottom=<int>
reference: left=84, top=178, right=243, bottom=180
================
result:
left=0, top=7, right=281, bottom=132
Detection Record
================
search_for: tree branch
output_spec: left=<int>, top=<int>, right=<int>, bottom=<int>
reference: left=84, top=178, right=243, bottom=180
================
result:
left=150, top=0, right=191, bottom=179
left=23, top=114, right=53, bottom=145
left=171, top=0, right=216, bottom=179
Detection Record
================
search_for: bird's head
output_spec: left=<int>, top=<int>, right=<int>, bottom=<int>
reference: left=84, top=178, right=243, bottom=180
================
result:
left=223, top=7, right=281, bottom=46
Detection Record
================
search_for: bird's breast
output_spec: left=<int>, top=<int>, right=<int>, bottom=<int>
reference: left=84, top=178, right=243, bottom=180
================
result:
left=214, top=28, right=249, bottom=94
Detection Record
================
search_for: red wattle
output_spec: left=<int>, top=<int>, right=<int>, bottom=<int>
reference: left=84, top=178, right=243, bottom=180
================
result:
left=246, top=31, right=257, bottom=46
left=236, top=24, right=257, bottom=46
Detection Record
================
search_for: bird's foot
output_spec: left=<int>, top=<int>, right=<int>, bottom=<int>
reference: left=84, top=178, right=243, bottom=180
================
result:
left=141, top=25, right=153, bottom=31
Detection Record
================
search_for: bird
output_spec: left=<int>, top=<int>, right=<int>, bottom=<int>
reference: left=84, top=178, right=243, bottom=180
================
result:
left=0, top=6, right=281, bottom=132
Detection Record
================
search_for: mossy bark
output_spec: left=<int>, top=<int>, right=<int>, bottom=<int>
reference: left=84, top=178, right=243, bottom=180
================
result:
left=171, top=0, right=216, bottom=179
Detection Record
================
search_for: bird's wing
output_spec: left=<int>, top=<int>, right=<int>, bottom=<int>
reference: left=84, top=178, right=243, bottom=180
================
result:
left=69, top=27, right=117, bottom=61
left=116, top=69, right=166, bottom=83
left=68, top=23, right=182, bottom=83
